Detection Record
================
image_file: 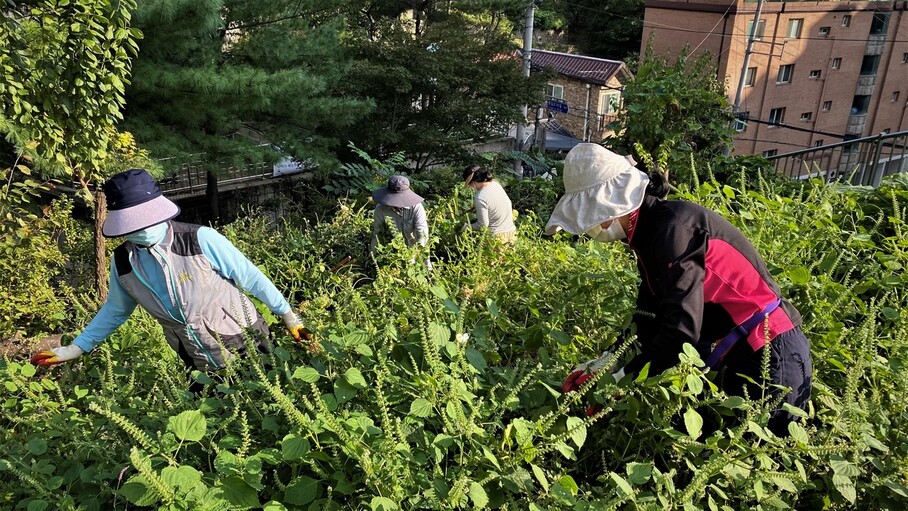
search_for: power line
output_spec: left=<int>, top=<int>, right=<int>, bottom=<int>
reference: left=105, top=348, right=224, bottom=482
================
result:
left=737, top=114, right=850, bottom=139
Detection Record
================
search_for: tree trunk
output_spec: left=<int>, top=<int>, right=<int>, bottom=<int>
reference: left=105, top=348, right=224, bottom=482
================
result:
left=93, top=189, right=108, bottom=302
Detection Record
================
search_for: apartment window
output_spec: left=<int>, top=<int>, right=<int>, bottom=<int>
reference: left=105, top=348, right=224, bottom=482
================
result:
left=851, top=95, right=871, bottom=115
left=819, top=26, right=831, bottom=36
left=809, top=69, right=821, bottom=79
left=545, top=83, right=564, bottom=99
left=822, top=100, right=832, bottom=111
left=787, top=19, right=803, bottom=39
left=744, top=67, right=757, bottom=87
left=777, top=64, right=795, bottom=84
left=893, top=91, right=901, bottom=102
left=814, top=140, right=824, bottom=147
left=831, top=58, right=842, bottom=69
left=769, top=107, right=786, bottom=126
left=902, top=52, right=908, bottom=63
left=860, top=55, right=880, bottom=76
left=800, top=112, right=812, bottom=121
left=735, top=111, right=749, bottom=132
left=762, top=149, right=778, bottom=158
left=870, top=12, right=889, bottom=35
left=842, top=15, right=851, bottom=27
left=747, top=19, right=766, bottom=40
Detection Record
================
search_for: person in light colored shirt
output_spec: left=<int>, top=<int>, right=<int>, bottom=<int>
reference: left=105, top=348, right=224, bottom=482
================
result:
left=463, top=164, right=516, bottom=243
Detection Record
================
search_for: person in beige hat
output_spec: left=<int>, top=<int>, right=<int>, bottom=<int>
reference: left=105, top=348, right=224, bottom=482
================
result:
left=550, top=143, right=811, bottom=436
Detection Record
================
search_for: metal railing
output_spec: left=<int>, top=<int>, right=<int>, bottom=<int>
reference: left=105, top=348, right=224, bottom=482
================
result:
left=157, top=161, right=274, bottom=198
left=767, top=130, right=908, bottom=186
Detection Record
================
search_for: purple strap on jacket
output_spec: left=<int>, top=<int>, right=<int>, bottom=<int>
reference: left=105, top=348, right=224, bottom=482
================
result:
left=705, top=298, right=782, bottom=369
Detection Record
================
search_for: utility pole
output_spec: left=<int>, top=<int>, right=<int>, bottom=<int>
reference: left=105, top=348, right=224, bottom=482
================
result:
left=514, top=0, right=535, bottom=175
left=731, top=0, right=765, bottom=127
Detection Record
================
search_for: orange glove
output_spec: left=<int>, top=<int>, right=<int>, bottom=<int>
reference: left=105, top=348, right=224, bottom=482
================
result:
left=282, top=311, right=320, bottom=354
left=30, top=345, right=84, bottom=366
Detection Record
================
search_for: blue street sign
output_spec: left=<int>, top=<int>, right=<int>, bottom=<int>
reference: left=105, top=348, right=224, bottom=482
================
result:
left=547, top=98, right=568, bottom=114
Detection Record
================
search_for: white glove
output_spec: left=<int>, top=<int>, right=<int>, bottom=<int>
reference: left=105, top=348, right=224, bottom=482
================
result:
left=31, top=344, right=84, bottom=366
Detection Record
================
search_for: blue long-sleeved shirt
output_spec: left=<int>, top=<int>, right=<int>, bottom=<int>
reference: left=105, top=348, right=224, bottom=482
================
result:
left=73, top=226, right=290, bottom=352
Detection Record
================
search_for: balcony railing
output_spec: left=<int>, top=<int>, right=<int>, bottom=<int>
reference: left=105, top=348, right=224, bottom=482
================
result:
left=855, top=75, right=876, bottom=95
left=767, top=130, right=908, bottom=187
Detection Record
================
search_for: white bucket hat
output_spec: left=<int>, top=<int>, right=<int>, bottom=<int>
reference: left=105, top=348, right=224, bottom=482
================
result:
left=545, top=143, right=649, bottom=235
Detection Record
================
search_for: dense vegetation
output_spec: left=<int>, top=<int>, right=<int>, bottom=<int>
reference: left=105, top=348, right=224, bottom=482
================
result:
left=2, top=165, right=907, bottom=510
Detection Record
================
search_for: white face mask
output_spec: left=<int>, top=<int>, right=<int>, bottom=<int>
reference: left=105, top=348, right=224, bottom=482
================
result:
left=124, top=222, right=168, bottom=246
left=584, top=220, right=626, bottom=243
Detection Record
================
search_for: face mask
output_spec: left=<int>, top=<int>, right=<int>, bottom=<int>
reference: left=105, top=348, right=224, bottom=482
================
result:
left=584, top=220, right=626, bottom=243
left=125, top=222, right=168, bottom=246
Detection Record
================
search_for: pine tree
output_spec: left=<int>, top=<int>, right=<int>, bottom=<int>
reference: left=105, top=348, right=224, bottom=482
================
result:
left=123, top=0, right=369, bottom=171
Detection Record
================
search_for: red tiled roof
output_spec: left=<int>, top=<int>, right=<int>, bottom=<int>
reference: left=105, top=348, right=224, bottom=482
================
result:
left=530, top=50, right=626, bottom=86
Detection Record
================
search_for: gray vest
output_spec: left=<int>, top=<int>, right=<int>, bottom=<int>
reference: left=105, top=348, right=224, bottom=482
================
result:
left=113, top=222, right=269, bottom=371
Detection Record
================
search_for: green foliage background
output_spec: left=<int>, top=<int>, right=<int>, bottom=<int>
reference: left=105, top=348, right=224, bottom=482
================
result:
left=2, top=165, right=908, bottom=510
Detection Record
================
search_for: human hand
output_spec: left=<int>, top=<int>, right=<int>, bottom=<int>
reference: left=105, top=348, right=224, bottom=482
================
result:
left=282, top=311, right=321, bottom=354
left=30, top=344, right=84, bottom=366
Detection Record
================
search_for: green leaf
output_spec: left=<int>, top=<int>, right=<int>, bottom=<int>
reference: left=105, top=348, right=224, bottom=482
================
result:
left=20, top=364, right=36, bottom=377
left=530, top=464, right=549, bottom=492
left=469, top=482, right=489, bottom=508
left=27, top=438, right=48, bottom=455
left=832, top=474, right=856, bottom=504
left=161, top=466, right=202, bottom=492
left=119, top=476, right=158, bottom=506
left=686, top=373, right=703, bottom=394
left=220, top=476, right=260, bottom=509
left=281, top=434, right=311, bottom=461
left=409, top=398, right=433, bottom=418
left=27, top=500, right=49, bottom=511
left=683, top=408, right=703, bottom=439
left=429, top=285, right=449, bottom=300
left=465, top=348, right=487, bottom=372
left=829, top=456, right=860, bottom=477
left=263, top=501, right=289, bottom=511
left=167, top=410, right=206, bottom=442
left=626, top=462, right=652, bottom=484
left=292, top=366, right=320, bottom=383
left=787, top=422, right=809, bottom=445
left=565, top=416, right=587, bottom=449
left=370, top=496, right=398, bottom=510
left=343, top=367, right=367, bottom=389
left=788, top=266, right=811, bottom=285
left=609, top=471, right=634, bottom=496
left=284, top=476, right=321, bottom=505
left=333, top=378, right=357, bottom=405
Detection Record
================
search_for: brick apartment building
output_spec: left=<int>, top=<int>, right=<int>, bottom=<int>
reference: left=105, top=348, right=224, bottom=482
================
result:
left=641, top=0, right=908, bottom=159
left=530, top=50, right=633, bottom=145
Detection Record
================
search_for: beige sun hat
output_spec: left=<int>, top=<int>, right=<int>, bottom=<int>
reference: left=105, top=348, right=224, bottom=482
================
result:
left=545, top=143, right=649, bottom=235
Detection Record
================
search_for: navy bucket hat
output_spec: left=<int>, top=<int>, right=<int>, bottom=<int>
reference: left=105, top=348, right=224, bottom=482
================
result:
left=372, top=175, right=424, bottom=208
left=102, top=169, right=180, bottom=238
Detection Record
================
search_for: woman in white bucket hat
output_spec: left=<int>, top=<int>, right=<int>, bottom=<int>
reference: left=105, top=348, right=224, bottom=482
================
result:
left=550, top=143, right=811, bottom=436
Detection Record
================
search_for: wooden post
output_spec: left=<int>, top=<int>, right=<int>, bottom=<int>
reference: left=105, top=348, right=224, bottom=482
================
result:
left=93, top=188, right=108, bottom=301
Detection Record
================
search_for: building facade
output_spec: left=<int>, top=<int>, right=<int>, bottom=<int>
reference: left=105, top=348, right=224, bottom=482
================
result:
left=642, top=0, right=908, bottom=159
left=531, top=50, right=632, bottom=145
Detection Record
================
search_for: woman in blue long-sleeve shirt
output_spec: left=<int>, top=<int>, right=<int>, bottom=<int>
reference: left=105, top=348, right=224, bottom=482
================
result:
left=31, top=169, right=314, bottom=377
